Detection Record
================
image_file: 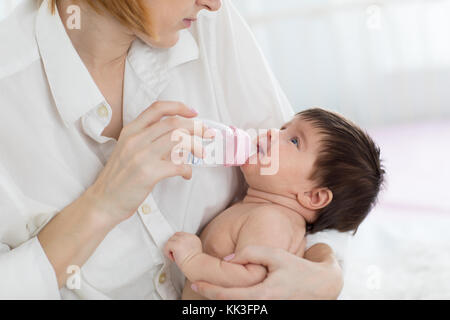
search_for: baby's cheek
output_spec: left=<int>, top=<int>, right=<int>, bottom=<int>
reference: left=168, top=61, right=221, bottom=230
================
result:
left=240, top=163, right=259, bottom=182
left=275, top=160, right=301, bottom=186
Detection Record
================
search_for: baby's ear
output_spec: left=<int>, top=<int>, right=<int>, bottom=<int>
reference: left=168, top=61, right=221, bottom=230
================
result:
left=297, top=187, right=333, bottom=211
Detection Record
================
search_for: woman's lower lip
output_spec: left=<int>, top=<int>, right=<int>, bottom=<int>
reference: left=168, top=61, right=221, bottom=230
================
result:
left=183, top=19, right=194, bottom=28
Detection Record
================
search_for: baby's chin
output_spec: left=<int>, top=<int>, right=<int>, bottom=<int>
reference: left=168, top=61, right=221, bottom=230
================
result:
left=239, top=165, right=265, bottom=190
left=240, top=153, right=261, bottom=172
left=240, top=159, right=257, bottom=176
left=240, top=153, right=277, bottom=178
left=239, top=165, right=282, bottom=195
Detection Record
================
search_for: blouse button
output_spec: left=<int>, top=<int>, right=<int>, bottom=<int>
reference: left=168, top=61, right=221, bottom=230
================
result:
left=97, top=104, right=109, bottom=118
left=158, top=272, right=167, bottom=284
left=141, top=204, right=152, bottom=215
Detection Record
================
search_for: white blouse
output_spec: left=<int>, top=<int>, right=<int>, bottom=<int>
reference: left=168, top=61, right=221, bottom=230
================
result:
left=0, top=0, right=349, bottom=299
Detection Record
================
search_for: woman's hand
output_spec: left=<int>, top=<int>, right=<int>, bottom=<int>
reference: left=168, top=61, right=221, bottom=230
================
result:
left=190, top=244, right=343, bottom=300
left=86, top=101, right=209, bottom=226
left=39, top=101, right=212, bottom=287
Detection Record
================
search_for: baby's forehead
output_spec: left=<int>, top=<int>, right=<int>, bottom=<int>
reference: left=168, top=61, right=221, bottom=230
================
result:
left=282, top=115, right=326, bottom=147
left=281, top=114, right=305, bottom=128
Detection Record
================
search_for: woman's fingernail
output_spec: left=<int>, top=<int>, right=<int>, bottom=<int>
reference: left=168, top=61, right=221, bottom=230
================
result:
left=190, top=107, right=198, bottom=114
left=223, top=253, right=235, bottom=261
left=205, top=128, right=217, bottom=138
left=191, top=283, right=198, bottom=292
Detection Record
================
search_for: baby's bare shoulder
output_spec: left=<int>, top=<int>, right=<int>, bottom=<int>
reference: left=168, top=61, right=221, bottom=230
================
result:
left=199, top=205, right=251, bottom=256
left=247, top=204, right=304, bottom=229
left=234, top=204, right=305, bottom=252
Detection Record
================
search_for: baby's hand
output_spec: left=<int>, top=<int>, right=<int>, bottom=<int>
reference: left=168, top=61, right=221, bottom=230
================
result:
left=164, top=232, right=203, bottom=271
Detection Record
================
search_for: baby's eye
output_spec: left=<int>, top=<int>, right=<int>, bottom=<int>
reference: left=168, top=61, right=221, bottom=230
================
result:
left=290, top=137, right=299, bottom=147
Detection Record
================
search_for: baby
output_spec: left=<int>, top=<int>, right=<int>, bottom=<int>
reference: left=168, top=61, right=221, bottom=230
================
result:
left=164, top=108, right=385, bottom=299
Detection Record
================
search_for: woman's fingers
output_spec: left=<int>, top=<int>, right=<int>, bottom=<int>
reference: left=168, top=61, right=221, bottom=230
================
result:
left=161, top=162, right=193, bottom=180
left=125, top=101, right=198, bottom=136
left=191, top=247, right=296, bottom=300
left=155, top=129, right=205, bottom=161
left=192, top=281, right=265, bottom=300
left=91, top=101, right=211, bottom=224
left=225, top=246, right=286, bottom=270
left=143, top=116, right=212, bottom=142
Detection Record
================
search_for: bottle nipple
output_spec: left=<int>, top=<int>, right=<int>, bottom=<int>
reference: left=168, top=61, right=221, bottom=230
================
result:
left=224, top=126, right=255, bottom=167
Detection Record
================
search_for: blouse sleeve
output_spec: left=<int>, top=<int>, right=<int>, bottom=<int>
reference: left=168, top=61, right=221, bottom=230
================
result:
left=0, top=164, right=60, bottom=299
left=0, top=237, right=61, bottom=299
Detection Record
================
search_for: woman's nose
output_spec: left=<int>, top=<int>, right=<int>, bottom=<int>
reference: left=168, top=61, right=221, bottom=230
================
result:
left=197, top=0, right=222, bottom=12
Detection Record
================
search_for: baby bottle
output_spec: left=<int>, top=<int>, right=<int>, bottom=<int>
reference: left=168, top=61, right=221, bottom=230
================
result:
left=184, top=119, right=256, bottom=167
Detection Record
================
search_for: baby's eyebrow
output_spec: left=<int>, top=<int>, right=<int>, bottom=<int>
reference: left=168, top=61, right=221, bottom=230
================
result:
left=280, top=121, right=292, bottom=129
left=296, top=127, right=308, bottom=149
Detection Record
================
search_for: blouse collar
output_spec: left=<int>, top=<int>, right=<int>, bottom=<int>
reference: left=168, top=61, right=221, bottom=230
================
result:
left=35, top=0, right=199, bottom=128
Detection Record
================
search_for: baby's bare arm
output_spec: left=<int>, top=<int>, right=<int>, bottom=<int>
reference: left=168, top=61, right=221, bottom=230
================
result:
left=165, top=208, right=300, bottom=296
left=165, top=232, right=267, bottom=288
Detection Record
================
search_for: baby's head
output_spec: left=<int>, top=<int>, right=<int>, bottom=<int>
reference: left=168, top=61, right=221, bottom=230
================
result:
left=241, top=108, right=385, bottom=233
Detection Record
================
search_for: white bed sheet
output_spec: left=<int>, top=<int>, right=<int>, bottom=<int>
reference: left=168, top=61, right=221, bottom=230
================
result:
left=340, top=120, right=450, bottom=299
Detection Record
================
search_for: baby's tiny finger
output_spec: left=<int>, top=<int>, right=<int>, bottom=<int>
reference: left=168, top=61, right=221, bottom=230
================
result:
left=167, top=250, right=175, bottom=262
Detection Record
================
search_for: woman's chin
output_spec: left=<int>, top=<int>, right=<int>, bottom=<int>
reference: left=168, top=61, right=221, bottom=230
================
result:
left=137, top=32, right=180, bottom=49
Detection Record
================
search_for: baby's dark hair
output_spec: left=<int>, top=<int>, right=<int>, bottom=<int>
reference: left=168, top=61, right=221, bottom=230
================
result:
left=297, top=108, right=385, bottom=234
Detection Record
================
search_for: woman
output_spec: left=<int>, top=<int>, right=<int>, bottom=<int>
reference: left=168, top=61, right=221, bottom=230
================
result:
left=0, top=0, right=346, bottom=299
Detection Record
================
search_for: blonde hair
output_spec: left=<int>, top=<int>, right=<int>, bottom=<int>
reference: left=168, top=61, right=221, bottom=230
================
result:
left=47, top=0, right=153, bottom=36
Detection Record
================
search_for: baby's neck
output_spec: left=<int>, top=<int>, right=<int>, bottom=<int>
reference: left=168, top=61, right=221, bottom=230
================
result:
left=242, top=187, right=313, bottom=222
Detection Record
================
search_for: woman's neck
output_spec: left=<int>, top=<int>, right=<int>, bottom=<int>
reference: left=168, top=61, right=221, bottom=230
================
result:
left=57, top=0, right=136, bottom=72
left=243, top=187, right=315, bottom=223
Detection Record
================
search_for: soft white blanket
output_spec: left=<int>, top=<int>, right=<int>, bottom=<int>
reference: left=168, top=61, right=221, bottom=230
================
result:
left=340, top=210, right=450, bottom=299
left=340, top=121, right=450, bottom=299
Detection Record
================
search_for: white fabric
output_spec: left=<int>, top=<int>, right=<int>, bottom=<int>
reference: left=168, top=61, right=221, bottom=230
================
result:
left=0, top=0, right=18, bottom=21
left=0, top=0, right=349, bottom=299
